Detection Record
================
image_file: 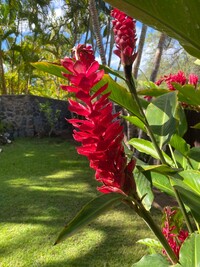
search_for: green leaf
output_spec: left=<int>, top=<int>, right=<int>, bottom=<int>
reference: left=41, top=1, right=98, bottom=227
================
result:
left=137, top=238, right=162, bottom=254
left=104, top=0, right=200, bottom=59
left=195, top=59, right=200, bottom=65
left=137, top=238, right=162, bottom=249
left=129, top=138, right=174, bottom=165
left=179, top=233, right=200, bottom=267
left=31, top=62, right=70, bottom=79
left=139, top=81, right=159, bottom=90
left=134, top=168, right=154, bottom=210
left=173, top=150, right=188, bottom=169
left=132, top=254, right=170, bottom=267
left=174, top=105, right=188, bottom=137
left=122, top=116, right=146, bottom=132
left=151, top=172, right=174, bottom=197
left=179, top=170, right=200, bottom=196
left=94, top=74, right=145, bottom=120
left=174, top=186, right=200, bottom=223
left=138, top=164, right=182, bottom=175
left=173, top=84, right=200, bottom=106
left=187, top=147, right=200, bottom=162
left=99, top=64, right=126, bottom=81
left=170, top=134, right=190, bottom=156
left=54, top=193, right=124, bottom=245
left=192, top=122, right=200, bottom=129
left=138, top=88, right=169, bottom=97
left=146, top=92, right=178, bottom=148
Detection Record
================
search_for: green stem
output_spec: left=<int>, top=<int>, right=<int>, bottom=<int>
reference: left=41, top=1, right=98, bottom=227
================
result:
left=168, top=146, right=194, bottom=233
left=124, top=65, right=193, bottom=251
left=172, top=185, right=194, bottom=233
left=168, top=144, right=178, bottom=167
left=135, top=201, right=179, bottom=265
left=124, top=65, right=167, bottom=165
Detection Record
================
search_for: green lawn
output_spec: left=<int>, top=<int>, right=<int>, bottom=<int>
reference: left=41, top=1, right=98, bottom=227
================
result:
left=0, top=138, right=158, bottom=267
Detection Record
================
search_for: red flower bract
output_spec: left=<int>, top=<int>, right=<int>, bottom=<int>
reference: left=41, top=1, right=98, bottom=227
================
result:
left=162, top=207, right=188, bottom=259
left=61, top=44, right=136, bottom=196
left=111, top=8, right=137, bottom=66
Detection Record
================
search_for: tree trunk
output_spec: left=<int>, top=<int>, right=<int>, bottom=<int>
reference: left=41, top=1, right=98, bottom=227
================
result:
left=150, top=33, right=167, bottom=82
left=89, top=0, right=106, bottom=65
left=108, top=28, right=114, bottom=67
left=133, top=24, right=147, bottom=79
left=0, top=49, right=7, bottom=95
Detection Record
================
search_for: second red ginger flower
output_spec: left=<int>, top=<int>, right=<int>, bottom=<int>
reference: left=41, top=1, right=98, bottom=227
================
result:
left=61, top=44, right=136, bottom=196
left=111, top=8, right=137, bottom=66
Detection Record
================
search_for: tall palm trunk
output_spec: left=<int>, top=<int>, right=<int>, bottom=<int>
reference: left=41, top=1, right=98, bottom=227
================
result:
left=133, top=24, right=147, bottom=79
left=150, top=33, right=167, bottom=82
left=89, top=0, right=106, bottom=65
left=0, top=48, right=7, bottom=95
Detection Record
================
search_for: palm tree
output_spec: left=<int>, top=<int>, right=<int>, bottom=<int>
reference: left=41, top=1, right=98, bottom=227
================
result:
left=89, top=0, right=106, bottom=65
left=0, top=2, right=19, bottom=94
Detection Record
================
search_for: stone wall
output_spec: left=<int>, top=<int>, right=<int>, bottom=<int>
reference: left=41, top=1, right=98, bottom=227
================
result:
left=0, top=95, right=72, bottom=138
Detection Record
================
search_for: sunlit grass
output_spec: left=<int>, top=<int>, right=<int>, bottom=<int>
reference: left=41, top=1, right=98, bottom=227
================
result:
left=0, top=138, right=159, bottom=267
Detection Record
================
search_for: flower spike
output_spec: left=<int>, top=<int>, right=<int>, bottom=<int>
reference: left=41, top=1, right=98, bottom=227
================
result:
left=111, top=8, right=137, bottom=66
left=61, top=44, right=136, bottom=197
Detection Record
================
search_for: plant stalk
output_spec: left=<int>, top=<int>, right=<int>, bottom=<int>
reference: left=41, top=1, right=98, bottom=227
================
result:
left=172, top=185, right=194, bottom=233
left=124, top=65, right=167, bottom=165
left=168, top=146, right=194, bottom=233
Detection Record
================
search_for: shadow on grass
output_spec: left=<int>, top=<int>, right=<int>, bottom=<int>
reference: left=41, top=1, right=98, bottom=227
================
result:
left=0, top=138, right=153, bottom=266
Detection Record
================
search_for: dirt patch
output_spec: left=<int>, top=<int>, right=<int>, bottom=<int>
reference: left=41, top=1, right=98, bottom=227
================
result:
left=153, top=188, right=178, bottom=211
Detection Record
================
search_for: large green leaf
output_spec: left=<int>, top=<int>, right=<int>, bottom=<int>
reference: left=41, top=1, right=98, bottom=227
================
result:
left=174, top=186, right=200, bottom=223
left=94, top=74, right=145, bottom=120
left=178, top=233, right=200, bottom=267
left=31, top=62, right=70, bottom=79
left=105, top=0, right=200, bottom=59
left=151, top=172, right=174, bottom=197
left=179, top=170, right=200, bottom=196
left=132, top=254, right=170, bottom=267
left=99, top=64, right=126, bottom=81
left=122, top=116, right=146, bottom=132
left=174, top=105, right=188, bottom=137
left=173, top=150, right=188, bottom=169
left=129, top=138, right=174, bottom=166
left=138, top=88, right=169, bottom=98
left=134, top=168, right=154, bottom=210
left=145, top=92, right=178, bottom=148
left=187, top=147, right=200, bottom=162
left=173, top=84, right=200, bottom=106
left=138, top=164, right=181, bottom=176
left=170, top=134, right=190, bottom=156
left=54, top=193, right=123, bottom=245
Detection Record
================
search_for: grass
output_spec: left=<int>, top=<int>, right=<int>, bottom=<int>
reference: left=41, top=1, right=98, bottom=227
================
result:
left=0, top=137, right=160, bottom=267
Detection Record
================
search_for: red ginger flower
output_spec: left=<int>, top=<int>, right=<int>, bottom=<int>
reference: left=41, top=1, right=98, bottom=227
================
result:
left=61, top=44, right=136, bottom=196
left=111, top=8, right=137, bottom=66
left=162, top=207, right=188, bottom=259
left=156, top=70, right=198, bottom=90
left=189, top=73, right=199, bottom=88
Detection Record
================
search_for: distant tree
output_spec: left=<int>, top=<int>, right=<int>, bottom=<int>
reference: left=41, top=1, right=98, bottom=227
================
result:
left=133, top=23, right=148, bottom=79
left=150, top=32, right=167, bottom=82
